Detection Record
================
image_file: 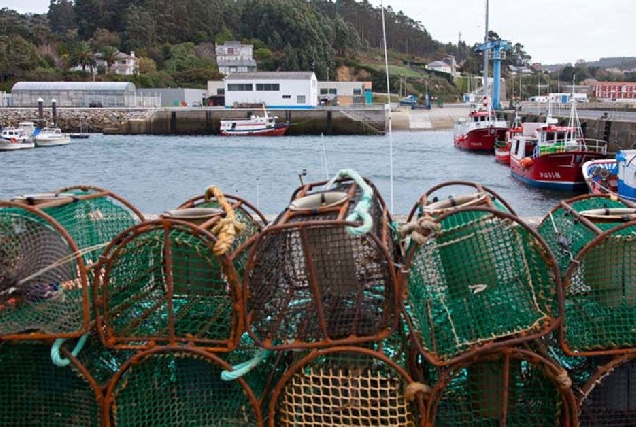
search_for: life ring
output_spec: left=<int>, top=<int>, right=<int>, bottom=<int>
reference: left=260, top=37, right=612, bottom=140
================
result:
left=579, top=208, right=636, bottom=223
left=10, top=137, right=17, bottom=143
left=289, top=191, right=349, bottom=211
left=424, top=192, right=488, bottom=214
left=520, top=157, right=534, bottom=168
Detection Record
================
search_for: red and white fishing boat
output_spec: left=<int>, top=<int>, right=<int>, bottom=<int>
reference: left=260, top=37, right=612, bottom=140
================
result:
left=509, top=102, right=607, bottom=191
left=220, top=109, right=289, bottom=136
left=453, top=96, right=508, bottom=152
left=494, top=117, right=523, bottom=165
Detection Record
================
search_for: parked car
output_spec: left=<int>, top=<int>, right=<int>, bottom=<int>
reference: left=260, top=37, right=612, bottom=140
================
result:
left=89, top=101, right=103, bottom=108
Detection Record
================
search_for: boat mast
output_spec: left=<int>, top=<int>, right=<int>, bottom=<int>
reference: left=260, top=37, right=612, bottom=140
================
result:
left=482, top=0, right=489, bottom=99
left=381, top=0, right=394, bottom=212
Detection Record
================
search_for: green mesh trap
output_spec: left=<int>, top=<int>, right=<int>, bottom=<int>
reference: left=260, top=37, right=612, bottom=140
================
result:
left=561, top=220, right=636, bottom=355
left=95, top=219, right=242, bottom=351
left=269, top=347, right=422, bottom=427
left=106, top=347, right=261, bottom=426
left=579, top=354, right=636, bottom=426
left=427, top=347, right=577, bottom=426
left=242, top=172, right=401, bottom=350
left=407, top=180, right=516, bottom=221
left=537, top=194, right=636, bottom=277
left=403, top=207, right=559, bottom=366
left=0, top=202, right=88, bottom=338
left=0, top=340, right=101, bottom=426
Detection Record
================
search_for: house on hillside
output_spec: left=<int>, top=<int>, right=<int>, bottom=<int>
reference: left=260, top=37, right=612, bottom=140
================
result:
left=592, top=81, right=636, bottom=101
left=426, top=55, right=457, bottom=76
left=223, top=71, right=318, bottom=108
left=69, top=51, right=138, bottom=75
left=216, top=41, right=257, bottom=74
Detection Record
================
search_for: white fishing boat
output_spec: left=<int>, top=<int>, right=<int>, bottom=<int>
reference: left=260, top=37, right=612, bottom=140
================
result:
left=220, top=109, right=289, bottom=136
left=0, top=122, right=36, bottom=151
left=35, top=126, right=71, bottom=147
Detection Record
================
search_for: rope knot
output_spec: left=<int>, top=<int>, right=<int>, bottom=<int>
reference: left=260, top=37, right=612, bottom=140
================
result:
left=400, top=216, right=440, bottom=245
left=555, top=369, right=572, bottom=389
left=404, top=382, right=431, bottom=402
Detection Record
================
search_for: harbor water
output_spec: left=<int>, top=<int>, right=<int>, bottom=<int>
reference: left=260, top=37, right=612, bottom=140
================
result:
left=0, top=130, right=583, bottom=218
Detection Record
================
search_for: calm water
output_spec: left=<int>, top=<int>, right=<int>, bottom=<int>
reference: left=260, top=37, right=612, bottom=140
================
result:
left=0, top=131, right=583, bottom=218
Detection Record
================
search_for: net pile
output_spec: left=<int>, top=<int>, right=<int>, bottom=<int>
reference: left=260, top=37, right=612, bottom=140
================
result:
left=94, top=219, right=241, bottom=351
left=0, top=340, right=101, bottom=426
left=105, top=347, right=261, bottom=426
left=242, top=170, right=401, bottom=349
left=537, top=194, right=636, bottom=277
left=427, top=347, right=577, bottom=426
left=579, top=354, right=636, bottom=426
left=0, top=201, right=87, bottom=338
left=402, top=206, right=560, bottom=366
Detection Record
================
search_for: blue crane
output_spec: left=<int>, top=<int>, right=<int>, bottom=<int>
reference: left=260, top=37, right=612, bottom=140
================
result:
left=475, top=40, right=510, bottom=110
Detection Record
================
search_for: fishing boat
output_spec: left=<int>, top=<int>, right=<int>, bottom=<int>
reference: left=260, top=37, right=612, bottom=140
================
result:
left=219, top=109, right=289, bottom=136
left=509, top=102, right=607, bottom=191
left=0, top=122, right=37, bottom=151
left=583, top=150, right=636, bottom=202
left=35, top=126, right=71, bottom=147
left=494, top=117, right=523, bottom=165
left=453, top=96, right=508, bottom=152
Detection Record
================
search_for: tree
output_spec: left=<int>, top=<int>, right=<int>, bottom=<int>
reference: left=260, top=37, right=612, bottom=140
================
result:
left=137, top=56, right=157, bottom=74
left=70, top=40, right=95, bottom=72
left=101, top=45, right=118, bottom=73
left=92, top=28, right=121, bottom=50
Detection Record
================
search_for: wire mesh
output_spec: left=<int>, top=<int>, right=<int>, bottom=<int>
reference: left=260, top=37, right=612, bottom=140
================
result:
left=403, top=207, right=560, bottom=366
left=406, top=181, right=516, bottom=222
left=0, top=202, right=89, bottom=338
left=561, top=220, right=636, bottom=355
left=105, top=347, right=261, bottom=426
left=95, top=219, right=242, bottom=351
left=579, top=354, right=636, bottom=426
left=269, top=346, right=422, bottom=427
left=537, top=194, right=636, bottom=277
left=0, top=340, right=101, bottom=426
left=427, top=347, right=577, bottom=427
left=243, top=177, right=401, bottom=349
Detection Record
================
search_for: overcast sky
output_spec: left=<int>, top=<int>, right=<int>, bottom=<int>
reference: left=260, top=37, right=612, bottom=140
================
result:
left=4, top=0, right=634, bottom=65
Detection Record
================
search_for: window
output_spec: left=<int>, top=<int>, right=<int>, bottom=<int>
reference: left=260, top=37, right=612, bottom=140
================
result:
left=217, top=88, right=225, bottom=95
left=256, top=83, right=280, bottom=91
left=297, top=95, right=306, bottom=104
left=353, top=88, right=362, bottom=95
left=227, top=84, right=253, bottom=91
left=320, top=88, right=329, bottom=95
left=282, top=95, right=291, bottom=99
left=328, top=89, right=337, bottom=95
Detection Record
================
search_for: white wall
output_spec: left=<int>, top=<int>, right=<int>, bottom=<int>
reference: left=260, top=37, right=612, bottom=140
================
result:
left=224, top=76, right=318, bottom=108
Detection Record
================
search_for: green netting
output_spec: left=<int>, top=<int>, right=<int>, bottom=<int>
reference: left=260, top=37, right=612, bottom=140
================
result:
left=273, top=349, right=418, bottom=426
left=109, top=349, right=260, bottom=426
left=579, top=357, right=636, bottom=425
left=405, top=209, right=558, bottom=364
left=0, top=340, right=100, bottom=426
left=0, top=208, right=85, bottom=337
left=431, top=352, right=569, bottom=426
left=562, top=225, right=636, bottom=353
left=537, top=195, right=633, bottom=276
left=97, top=221, right=239, bottom=350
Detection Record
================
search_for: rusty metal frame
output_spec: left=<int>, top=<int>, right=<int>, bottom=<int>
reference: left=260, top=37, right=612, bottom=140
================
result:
left=94, top=218, right=243, bottom=352
left=400, top=206, right=562, bottom=367
left=177, top=192, right=269, bottom=229
left=425, top=346, right=578, bottom=427
left=267, top=345, right=427, bottom=427
left=103, top=344, right=263, bottom=427
left=406, top=180, right=517, bottom=221
left=0, top=200, right=91, bottom=340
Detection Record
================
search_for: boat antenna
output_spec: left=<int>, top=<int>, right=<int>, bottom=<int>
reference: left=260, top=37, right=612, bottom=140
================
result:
left=482, top=0, right=490, bottom=98
left=381, top=0, right=394, bottom=212
left=298, top=168, right=307, bottom=185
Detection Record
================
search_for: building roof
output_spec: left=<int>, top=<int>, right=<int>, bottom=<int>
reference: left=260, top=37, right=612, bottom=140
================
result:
left=218, top=59, right=257, bottom=66
left=225, top=72, right=315, bottom=81
left=427, top=61, right=449, bottom=68
left=12, top=81, right=136, bottom=92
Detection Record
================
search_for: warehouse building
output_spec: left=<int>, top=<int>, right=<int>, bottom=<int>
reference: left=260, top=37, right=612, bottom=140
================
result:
left=223, top=72, right=318, bottom=108
left=10, top=82, right=142, bottom=107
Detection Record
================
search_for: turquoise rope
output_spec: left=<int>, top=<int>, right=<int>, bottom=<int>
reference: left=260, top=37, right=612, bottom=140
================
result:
left=326, top=168, right=374, bottom=236
left=221, top=349, right=271, bottom=381
left=50, top=333, right=89, bottom=367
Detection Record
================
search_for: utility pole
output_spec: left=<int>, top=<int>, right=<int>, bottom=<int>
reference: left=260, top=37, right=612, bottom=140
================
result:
left=482, top=0, right=490, bottom=97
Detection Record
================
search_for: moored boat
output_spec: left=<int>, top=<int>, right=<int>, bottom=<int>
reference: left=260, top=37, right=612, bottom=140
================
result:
left=494, top=122, right=523, bottom=165
left=509, top=102, right=607, bottom=191
left=35, top=126, right=71, bottom=147
left=220, top=109, right=289, bottom=136
left=583, top=150, right=636, bottom=202
left=453, top=96, right=508, bottom=153
left=0, top=122, right=37, bottom=151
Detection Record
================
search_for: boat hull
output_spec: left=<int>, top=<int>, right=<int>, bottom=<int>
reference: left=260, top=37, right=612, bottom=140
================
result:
left=511, top=151, right=604, bottom=191
left=494, top=144, right=510, bottom=165
left=0, top=139, right=34, bottom=151
left=454, top=127, right=508, bottom=152
left=220, top=124, right=289, bottom=136
left=35, top=138, right=71, bottom=147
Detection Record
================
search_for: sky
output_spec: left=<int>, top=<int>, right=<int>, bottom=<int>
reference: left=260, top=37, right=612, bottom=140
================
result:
left=4, top=0, right=634, bottom=65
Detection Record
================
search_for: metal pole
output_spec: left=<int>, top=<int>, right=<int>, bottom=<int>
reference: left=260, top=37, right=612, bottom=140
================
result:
left=483, top=0, right=489, bottom=97
left=381, top=0, right=394, bottom=212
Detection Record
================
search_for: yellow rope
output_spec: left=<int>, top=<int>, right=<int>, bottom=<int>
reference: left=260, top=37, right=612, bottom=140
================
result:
left=205, top=186, right=246, bottom=255
left=400, top=216, right=440, bottom=245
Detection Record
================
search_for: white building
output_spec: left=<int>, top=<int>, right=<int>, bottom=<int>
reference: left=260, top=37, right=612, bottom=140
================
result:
left=224, top=72, right=318, bottom=108
left=216, top=41, right=257, bottom=74
left=426, top=60, right=452, bottom=74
